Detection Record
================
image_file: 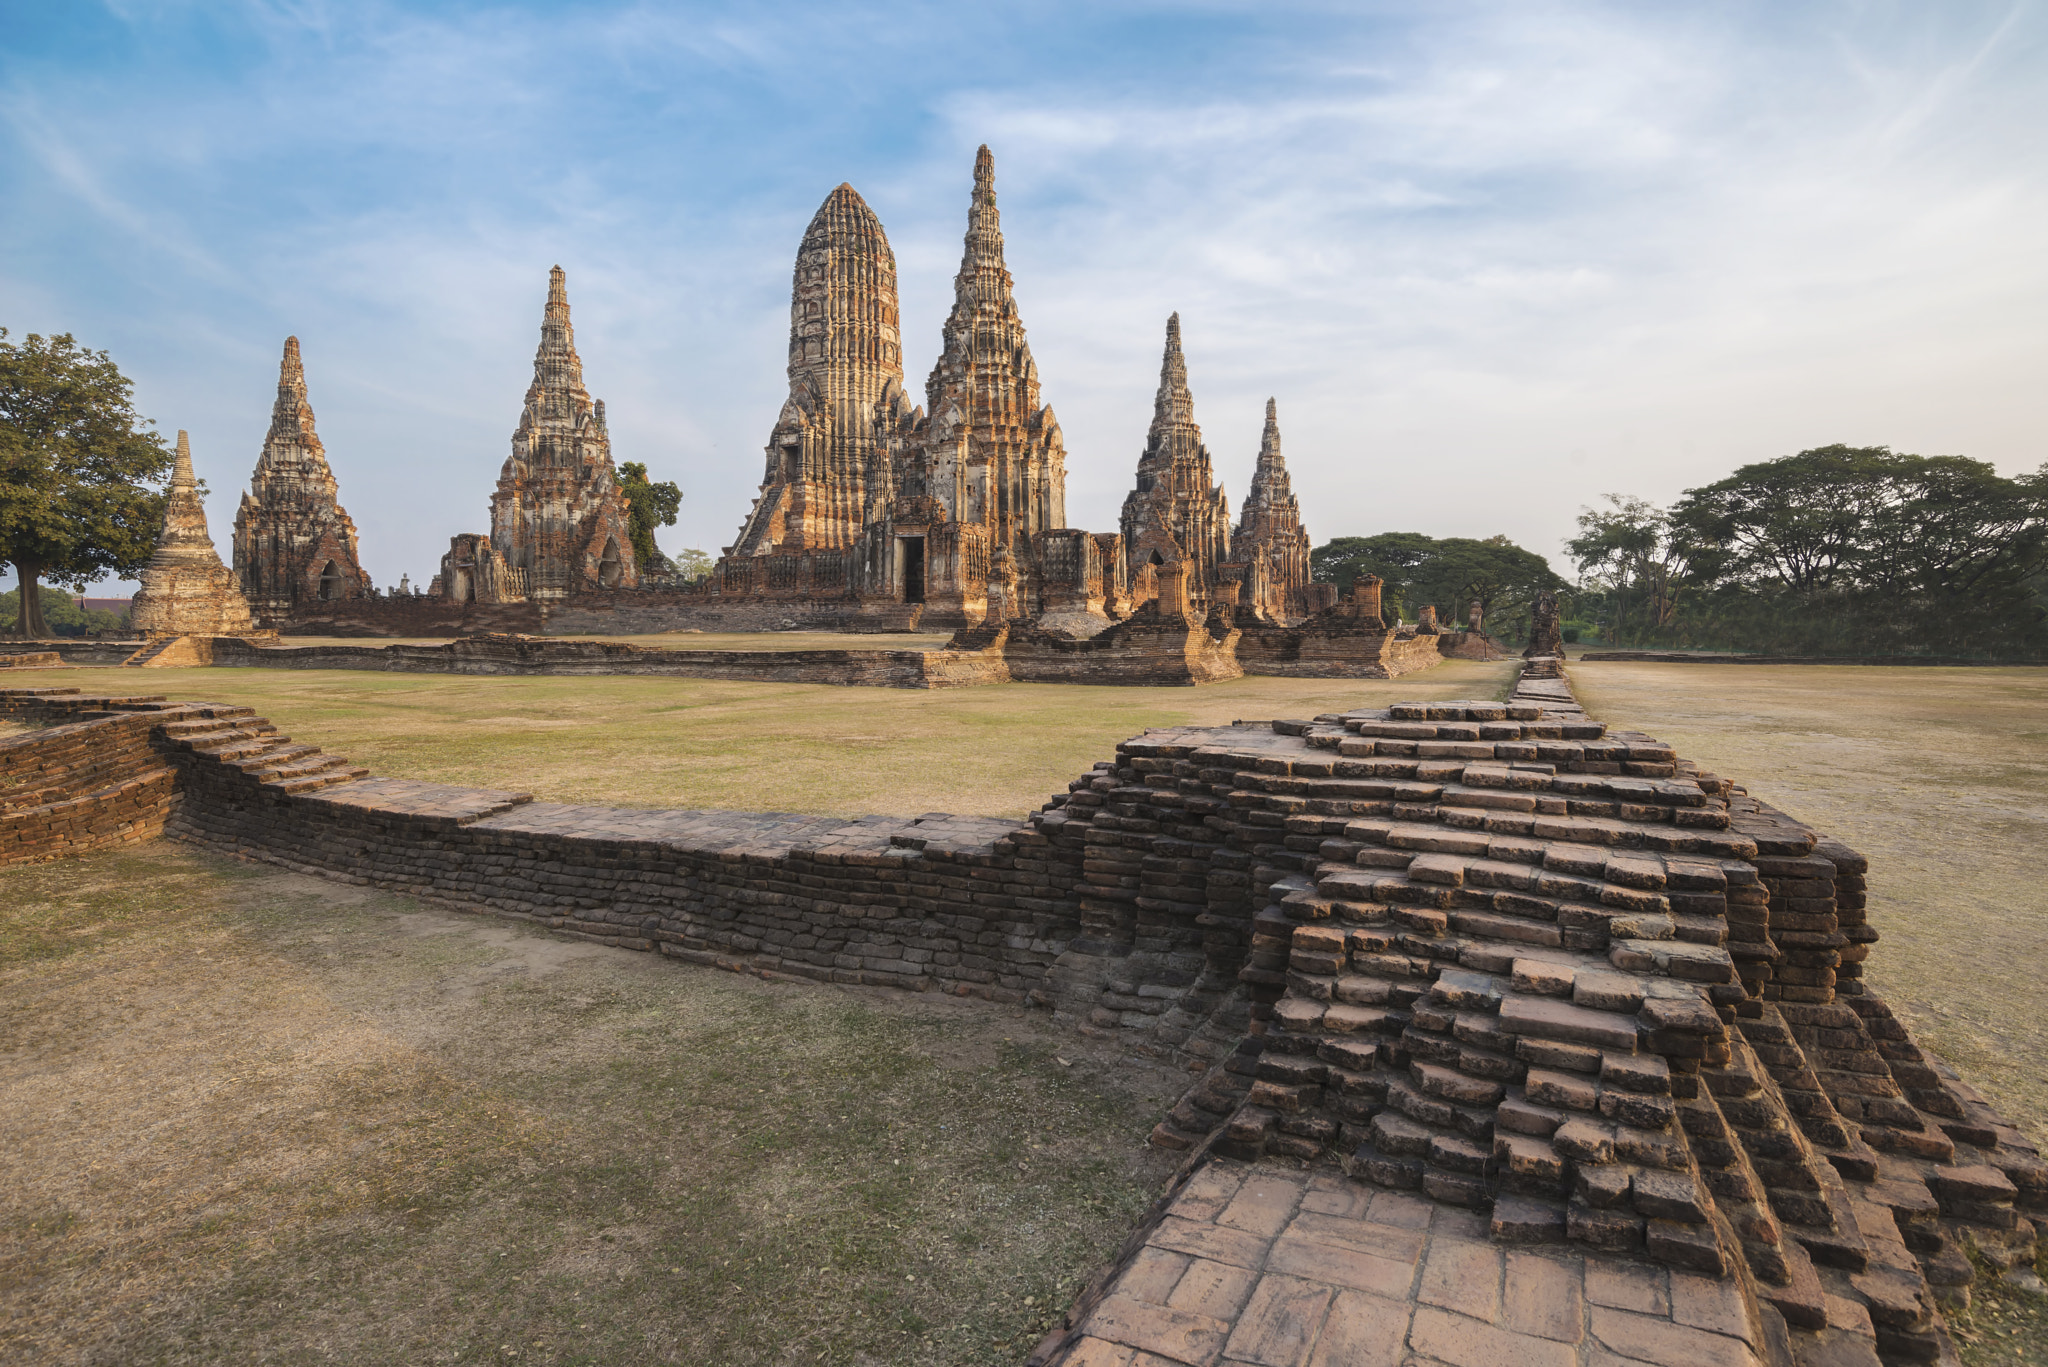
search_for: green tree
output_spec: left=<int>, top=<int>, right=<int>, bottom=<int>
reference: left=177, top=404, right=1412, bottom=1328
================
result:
left=615, top=461, right=682, bottom=574
left=0, top=330, right=172, bottom=637
left=1670, top=446, right=2048, bottom=653
left=1565, top=495, right=1699, bottom=641
left=0, top=588, right=126, bottom=637
left=670, top=547, right=714, bottom=584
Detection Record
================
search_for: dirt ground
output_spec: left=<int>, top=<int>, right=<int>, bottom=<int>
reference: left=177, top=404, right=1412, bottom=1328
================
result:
left=0, top=846, right=1186, bottom=1367
left=0, top=659, right=1518, bottom=817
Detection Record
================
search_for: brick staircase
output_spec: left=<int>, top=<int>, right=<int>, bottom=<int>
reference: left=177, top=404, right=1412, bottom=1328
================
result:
left=152, top=708, right=369, bottom=794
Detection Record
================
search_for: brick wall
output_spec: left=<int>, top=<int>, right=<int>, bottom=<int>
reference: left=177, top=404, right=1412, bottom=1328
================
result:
left=0, top=692, right=187, bottom=862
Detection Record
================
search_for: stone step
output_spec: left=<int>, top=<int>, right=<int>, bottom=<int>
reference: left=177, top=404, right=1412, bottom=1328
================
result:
left=258, top=753, right=351, bottom=783
left=228, top=742, right=321, bottom=773
left=194, top=733, right=287, bottom=761
left=266, top=761, right=364, bottom=794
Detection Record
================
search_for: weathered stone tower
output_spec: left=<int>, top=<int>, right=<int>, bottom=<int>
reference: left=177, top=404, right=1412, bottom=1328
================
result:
left=898, top=144, right=1067, bottom=545
left=1228, top=398, right=1312, bottom=621
left=232, top=337, right=371, bottom=622
left=869, top=144, right=1072, bottom=622
left=131, top=431, right=257, bottom=637
left=488, top=266, right=638, bottom=600
left=1119, top=314, right=1231, bottom=607
left=726, top=184, right=905, bottom=564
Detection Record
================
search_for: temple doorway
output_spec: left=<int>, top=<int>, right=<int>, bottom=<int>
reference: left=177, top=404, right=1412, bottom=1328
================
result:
left=897, top=536, right=926, bottom=604
left=317, top=560, right=342, bottom=600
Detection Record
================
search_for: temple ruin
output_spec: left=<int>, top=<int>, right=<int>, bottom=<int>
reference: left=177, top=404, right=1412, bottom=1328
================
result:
left=1227, top=398, right=1314, bottom=623
left=129, top=431, right=257, bottom=639
left=1119, top=314, right=1234, bottom=612
left=716, top=147, right=1100, bottom=630
left=232, top=337, right=372, bottom=622
left=432, top=266, right=638, bottom=604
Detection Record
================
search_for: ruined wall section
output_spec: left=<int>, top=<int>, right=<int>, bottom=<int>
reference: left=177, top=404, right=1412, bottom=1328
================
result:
left=0, top=692, right=194, bottom=862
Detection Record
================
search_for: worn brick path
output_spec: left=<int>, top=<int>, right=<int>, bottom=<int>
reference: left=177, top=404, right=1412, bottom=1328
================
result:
left=1058, top=1159, right=1793, bottom=1367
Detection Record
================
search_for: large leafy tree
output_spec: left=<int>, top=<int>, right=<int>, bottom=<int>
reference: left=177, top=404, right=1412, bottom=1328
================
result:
left=0, top=330, right=171, bottom=638
left=1671, top=446, right=2048, bottom=605
left=615, top=460, right=682, bottom=573
left=1585, top=446, right=2048, bottom=654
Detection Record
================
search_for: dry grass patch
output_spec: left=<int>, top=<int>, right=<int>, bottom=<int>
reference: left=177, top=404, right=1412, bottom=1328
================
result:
left=0, top=660, right=1516, bottom=816
left=0, top=845, right=1183, bottom=1366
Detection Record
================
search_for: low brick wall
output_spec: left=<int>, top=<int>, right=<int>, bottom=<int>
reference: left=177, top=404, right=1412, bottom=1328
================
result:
left=1237, top=623, right=1446, bottom=678
left=1578, top=651, right=2048, bottom=666
left=207, top=634, right=1009, bottom=688
left=2, top=639, right=147, bottom=666
left=276, top=598, right=544, bottom=637
left=996, top=610, right=1244, bottom=686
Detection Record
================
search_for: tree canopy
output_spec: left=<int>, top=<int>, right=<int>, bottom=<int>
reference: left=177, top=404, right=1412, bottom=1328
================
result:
left=615, top=461, right=682, bottom=573
left=1575, top=446, right=2048, bottom=656
left=0, top=329, right=172, bottom=637
left=1312, top=532, right=1565, bottom=636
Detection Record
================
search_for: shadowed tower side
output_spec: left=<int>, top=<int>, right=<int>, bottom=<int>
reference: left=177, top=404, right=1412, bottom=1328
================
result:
left=725, top=184, right=905, bottom=563
left=232, top=337, right=372, bottom=623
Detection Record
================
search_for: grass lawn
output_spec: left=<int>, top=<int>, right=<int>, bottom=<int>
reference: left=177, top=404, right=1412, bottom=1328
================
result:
left=0, top=846, right=1186, bottom=1367
left=0, top=659, right=1519, bottom=817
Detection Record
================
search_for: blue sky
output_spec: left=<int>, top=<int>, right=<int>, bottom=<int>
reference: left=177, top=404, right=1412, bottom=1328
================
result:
left=4, top=0, right=2045, bottom=592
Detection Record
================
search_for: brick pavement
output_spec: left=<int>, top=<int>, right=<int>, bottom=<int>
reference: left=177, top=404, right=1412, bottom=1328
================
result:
left=1054, top=1159, right=1789, bottom=1367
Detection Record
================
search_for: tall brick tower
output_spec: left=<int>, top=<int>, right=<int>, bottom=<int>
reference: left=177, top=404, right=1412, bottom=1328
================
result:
left=726, top=184, right=905, bottom=562
left=1119, top=314, right=1232, bottom=606
left=490, top=266, right=638, bottom=599
left=1228, top=398, right=1312, bottom=620
left=232, top=337, right=372, bottom=622
left=895, top=144, right=1068, bottom=548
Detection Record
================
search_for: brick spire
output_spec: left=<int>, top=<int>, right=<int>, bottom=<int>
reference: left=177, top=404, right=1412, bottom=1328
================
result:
left=725, top=182, right=905, bottom=559
left=1242, top=398, right=1296, bottom=515
left=521, top=264, right=591, bottom=447
left=253, top=336, right=334, bottom=489
left=233, top=338, right=369, bottom=618
left=1120, top=314, right=1232, bottom=603
left=157, top=431, right=215, bottom=555
left=134, top=429, right=255, bottom=635
left=912, top=144, right=1067, bottom=541
left=1230, top=397, right=1311, bottom=611
left=491, top=264, right=637, bottom=597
